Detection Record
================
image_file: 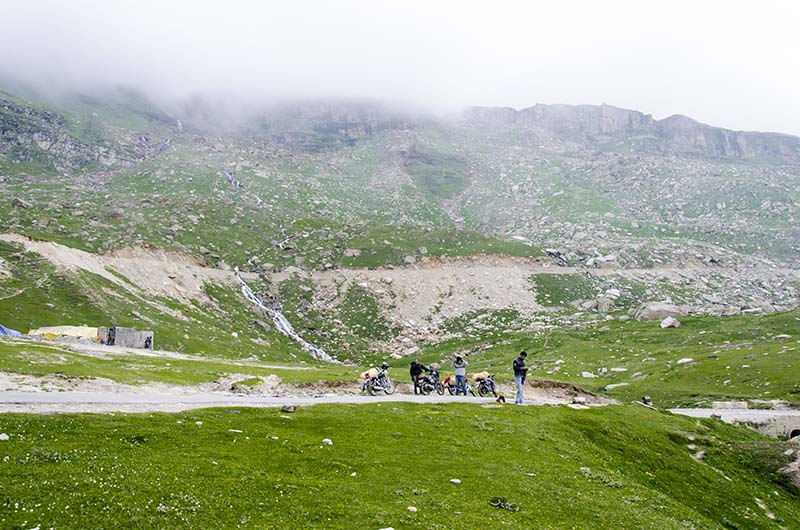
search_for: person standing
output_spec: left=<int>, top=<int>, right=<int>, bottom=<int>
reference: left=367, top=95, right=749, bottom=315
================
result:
left=513, top=351, right=528, bottom=404
left=409, top=359, right=429, bottom=395
left=452, top=355, right=468, bottom=396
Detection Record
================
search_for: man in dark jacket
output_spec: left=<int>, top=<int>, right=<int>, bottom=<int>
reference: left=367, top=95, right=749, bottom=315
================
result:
left=410, top=359, right=429, bottom=395
left=513, top=351, right=528, bottom=404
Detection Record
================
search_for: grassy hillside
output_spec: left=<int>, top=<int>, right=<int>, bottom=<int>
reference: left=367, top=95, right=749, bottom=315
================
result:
left=411, top=310, right=800, bottom=407
left=0, top=404, right=797, bottom=529
left=3, top=84, right=799, bottom=271
left=0, top=240, right=308, bottom=362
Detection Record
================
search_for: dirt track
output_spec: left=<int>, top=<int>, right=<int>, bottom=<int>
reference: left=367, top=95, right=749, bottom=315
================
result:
left=670, top=408, right=800, bottom=438
left=0, top=390, right=601, bottom=414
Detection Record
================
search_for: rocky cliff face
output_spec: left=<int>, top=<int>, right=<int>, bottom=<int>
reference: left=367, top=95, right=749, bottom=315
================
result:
left=0, top=93, right=171, bottom=172
left=657, top=114, right=800, bottom=160
left=460, top=103, right=800, bottom=162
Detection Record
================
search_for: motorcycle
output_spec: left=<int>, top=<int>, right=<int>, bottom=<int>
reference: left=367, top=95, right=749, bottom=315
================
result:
left=418, top=369, right=445, bottom=395
left=364, top=368, right=396, bottom=395
left=475, top=374, right=497, bottom=397
left=444, top=375, right=476, bottom=396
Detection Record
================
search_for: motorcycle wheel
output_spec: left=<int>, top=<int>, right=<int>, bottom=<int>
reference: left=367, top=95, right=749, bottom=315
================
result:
left=368, top=383, right=378, bottom=396
left=383, top=378, right=396, bottom=395
left=478, top=384, right=489, bottom=397
left=420, top=383, right=431, bottom=396
left=435, top=382, right=445, bottom=395
left=446, top=384, right=454, bottom=396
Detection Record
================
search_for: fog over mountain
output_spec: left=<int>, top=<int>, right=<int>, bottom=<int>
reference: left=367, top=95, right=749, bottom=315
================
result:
left=2, top=0, right=800, bottom=135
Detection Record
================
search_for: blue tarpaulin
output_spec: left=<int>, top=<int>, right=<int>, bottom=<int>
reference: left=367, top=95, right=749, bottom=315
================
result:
left=0, top=325, right=22, bottom=337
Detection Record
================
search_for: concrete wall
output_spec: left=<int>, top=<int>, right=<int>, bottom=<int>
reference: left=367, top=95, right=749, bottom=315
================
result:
left=100, top=326, right=154, bottom=349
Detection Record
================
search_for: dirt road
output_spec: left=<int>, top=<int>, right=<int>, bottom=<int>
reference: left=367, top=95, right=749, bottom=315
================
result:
left=670, top=408, right=800, bottom=438
left=0, top=390, right=590, bottom=413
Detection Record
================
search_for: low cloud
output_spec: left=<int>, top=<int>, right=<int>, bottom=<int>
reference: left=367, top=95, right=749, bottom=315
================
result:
left=2, top=0, right=799, bottom=134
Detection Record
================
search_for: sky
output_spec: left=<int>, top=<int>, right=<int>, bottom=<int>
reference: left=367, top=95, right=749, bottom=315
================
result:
left=2, top=0, right=799, bottom=135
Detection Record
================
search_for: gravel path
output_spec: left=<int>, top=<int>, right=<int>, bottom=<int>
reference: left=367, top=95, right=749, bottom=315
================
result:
left=0, top=390, right=548, bottom=413
left=670, top=408, right=800, bottom=438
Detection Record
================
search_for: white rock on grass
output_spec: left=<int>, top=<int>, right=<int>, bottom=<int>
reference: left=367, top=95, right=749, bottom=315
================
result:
left=580, top=372, right=597, bottom=378
left=0, top=433, right=8, bottom=441
left=660, top=316, right=681, bottom=328
left=407, top=506, right=417, bottom=513
left=605, top=383, right=629, bottom=390
left=450, top=478, right=461, bottom=484
left=322, top=438, right=333, bottom=445
left=676, top=358, right=693, bottom=365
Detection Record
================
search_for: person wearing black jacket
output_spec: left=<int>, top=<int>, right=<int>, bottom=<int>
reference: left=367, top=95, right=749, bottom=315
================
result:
left=513, top=351, right=528, bottom=404
left=409, top=359, right=429, bottom=395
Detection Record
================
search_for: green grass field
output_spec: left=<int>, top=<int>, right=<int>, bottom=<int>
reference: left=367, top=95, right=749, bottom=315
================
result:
left=0, top=338, right=360, bottom=387
left=0, top=404, right=797, bottom=529
left=409, top=310, right=800, bottom=407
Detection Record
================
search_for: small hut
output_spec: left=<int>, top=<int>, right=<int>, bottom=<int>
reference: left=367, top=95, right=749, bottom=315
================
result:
left=99, top=326, right=154, bottom=349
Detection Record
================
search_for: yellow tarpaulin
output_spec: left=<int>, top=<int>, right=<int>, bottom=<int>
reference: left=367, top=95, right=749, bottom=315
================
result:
left=28, top=326, right=99, bottom=340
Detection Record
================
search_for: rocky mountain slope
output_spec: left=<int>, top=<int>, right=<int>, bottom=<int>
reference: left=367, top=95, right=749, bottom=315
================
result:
left=1, top=83, right=799, bottom=363
left=460, top=103, right=800, bottom=161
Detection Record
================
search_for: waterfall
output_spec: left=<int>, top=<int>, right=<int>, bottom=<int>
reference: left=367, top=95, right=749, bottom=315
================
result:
left=234, top=268, right=339, bottom=364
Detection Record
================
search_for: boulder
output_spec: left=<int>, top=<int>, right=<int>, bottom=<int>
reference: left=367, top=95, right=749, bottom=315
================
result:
left=660, top=316, right=681, bottom=328
left=11, top=197, right=32, bottom=209
left=597, top=296, right=613, bottom=314
left=635, top=302, right=687, bottom=322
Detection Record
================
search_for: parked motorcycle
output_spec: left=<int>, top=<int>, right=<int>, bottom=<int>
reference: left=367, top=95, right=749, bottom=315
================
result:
left=364, top=364, right=396, bottom=395
left=418, top=369, right=445, bottom=395
left=444, top=375, right=476, bottom=396
left=475, top=374, right=497, bottom=397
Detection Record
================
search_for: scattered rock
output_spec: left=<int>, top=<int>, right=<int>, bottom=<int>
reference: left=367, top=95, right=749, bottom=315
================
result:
left=281, top=405, right=297, bottom=413
left=676, top=357, right=693, bottom=365
left=635, top=302, right=687, bottom=322
left=322, top=438, right=333, bottom=445
left=0, top=433, right=9, bottom=441
left=11, top=197, right=32, bottom=209
left=712, top=401, right=748, bottom=409
left=450, top=478, right=461, bottom=484
left=660, top=316, right=681, bottom=328
left=597, top=296, right=613, bottom=314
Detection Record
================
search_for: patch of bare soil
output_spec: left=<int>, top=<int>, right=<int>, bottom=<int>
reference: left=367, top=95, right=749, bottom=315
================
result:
left=275, top=255, right=550, bottom=330
left=522, top=379, right=615, bottom=405
left=0, top=233, right=232, bottom=306
left=0, top=371, right=282, bottom=396
left=0, top=256, right=11, bottom=279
